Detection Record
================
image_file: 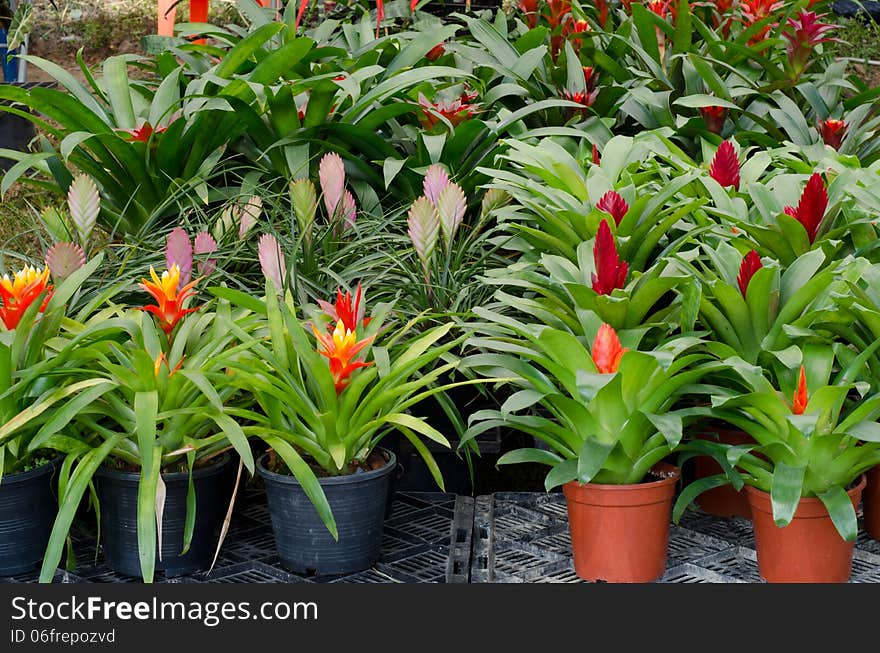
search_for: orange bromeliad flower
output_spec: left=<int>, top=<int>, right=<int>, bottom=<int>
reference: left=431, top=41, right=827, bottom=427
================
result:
left=792, top=366, right=808, bottom=415
left=139, top=265, right=200, bottom=335
left=312, top=320, right=375, bottom=394
left=591, top=323, right=628, bottom=374
left=0, top=266, right=53, bottom=330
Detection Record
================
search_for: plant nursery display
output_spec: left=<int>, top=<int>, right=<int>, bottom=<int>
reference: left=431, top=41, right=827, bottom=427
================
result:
left=0, top=0, right=877, bottom=585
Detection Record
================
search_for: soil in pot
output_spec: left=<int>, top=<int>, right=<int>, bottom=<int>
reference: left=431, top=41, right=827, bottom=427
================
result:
left=0, top=456, right=62, bottom=576
left=563, top=463, right=680, bottom=583
left=257, top=448, right=396, bottom=576
left=863, top=466, right=880, bottom=541
left=746, top=476, right=866, bottom=583
left=94, top=454, right=236, bottom=578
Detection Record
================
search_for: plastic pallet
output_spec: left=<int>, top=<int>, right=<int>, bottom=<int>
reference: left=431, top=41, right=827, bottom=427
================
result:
left=2, top=491, right=471, bottom=584
left=472, top=492, right=880, bottom=583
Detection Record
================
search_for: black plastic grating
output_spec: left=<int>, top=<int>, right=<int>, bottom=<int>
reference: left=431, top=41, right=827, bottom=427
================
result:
left=2, top=492, right=464, bottom=585
left=475, top=493, right=880, bottom=583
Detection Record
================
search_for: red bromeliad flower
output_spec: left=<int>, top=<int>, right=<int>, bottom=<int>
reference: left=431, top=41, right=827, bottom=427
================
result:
left=118, top=121, right=167, bottom=143
left=519, top=0, right=541, bottom=29
left=566, top=18, right=591, bottom=54
left=595, top=0, right=609, bottom=27
left=592, top=143, right=601, bottom=165
left=317, top=283, right=372, bottom=333
left=784, top=173, right=827, bottom=244
left=699, top=105, right=727, bottom=134
left=418, top=93, right=479, bottom=129
left=647, top=0, right=669, bottom=18
left=818, top=118, right=847, bottom=150
left=736, top=250, right=762, bottom=297
left=561, top=67, right=600, bottom=115
left=591, top=219, right=628, bottom=295
left=426, top=43, right=446, bottom=61
left=741, top=0, right=783, bottom=45
left=792, top=365, right=808, bottom=414
left=139, top=265, right=200, bottom=335
left=709, top=141, right=740, bottom=191
left=784, top=11, right=840, bottom=77
left=595, top=190, right=628, bottom=226
left=312, top=320, right=375, bottom=394
left=591, top=323, right=628, bottom=374
left=546, top=0, right=573, bottom=58
left=0, top=266, right=53, bottom=330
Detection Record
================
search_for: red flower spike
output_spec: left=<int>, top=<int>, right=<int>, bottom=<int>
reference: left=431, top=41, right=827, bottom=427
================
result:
left=418, top=93, right=479, bottom=130
left=699, top=105, right=727, bottom=134
left=784, top=11, right=840, bottom=76
left=818, top=118, right=847, bottom=150
left=783, top=173, right=828, bottom=244
left=591, top=323, right=628, bottom=374
left=709, top=141, right=740, bottom=191
left=736, top=250, right=762, bottom=297
left=139, top=265, right=201, bottom=335
left=317, top=283, right=372, bottom=333
left=312, top=320, right=375, bottom=394
left=596, top=190, right=629, bottom=226
left=426, top=43, right=445, bottom=61
left=792, top=366, right=808, bottom=414
left=519, top=0, right=540, bottom=28
left=595, top=0, right=609, bottom=27
left=741, top=0, right=784, bottom=45
left=592, top=143, right=601, bottom=165
left=591, top=219, right=628, bottom=296
left=0, top=266, right=53, bottom=330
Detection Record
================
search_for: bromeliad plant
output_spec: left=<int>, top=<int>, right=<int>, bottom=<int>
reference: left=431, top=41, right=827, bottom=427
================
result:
left=38, top=265, right=256, bottom=583
left=676, top=354, right=880, bottom=541
left=210, top=275, right=480, bottom=537
left=461, top=314, right=724, bottom=487
left=0, top=255, right=111, bottom=477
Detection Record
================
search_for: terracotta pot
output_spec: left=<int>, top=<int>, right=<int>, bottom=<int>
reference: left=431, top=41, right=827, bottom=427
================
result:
left=864, top=466, right=880, bottom=541
left=562, top=463, right=679, bottom=583
left=746, top=476, right=866, bottom=583
left=693, top=426, right=753, bottom=519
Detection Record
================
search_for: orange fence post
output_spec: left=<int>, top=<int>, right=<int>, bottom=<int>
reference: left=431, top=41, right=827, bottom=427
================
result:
left=157, top=0, right=177, bottom=36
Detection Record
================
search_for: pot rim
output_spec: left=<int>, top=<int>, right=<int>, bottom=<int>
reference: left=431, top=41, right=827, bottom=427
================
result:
left=564, top=462, right=681, bottom=492
left=745, top=473, right=867, bottom=506
left=95, top=452, right=232, bottom=482
left=0, top=454, right=64, bottom=485
left=256, top=447, right=396, bottom=487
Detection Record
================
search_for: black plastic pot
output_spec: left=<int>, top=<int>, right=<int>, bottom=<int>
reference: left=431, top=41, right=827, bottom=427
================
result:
left=257, top=449, right=396, bottom=576
left=0, top=457, right=62, bottom=576
left=94, top=454, right=235, bottom=578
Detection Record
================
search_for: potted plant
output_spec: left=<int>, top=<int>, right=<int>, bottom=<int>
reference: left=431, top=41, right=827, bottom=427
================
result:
left=0, top=254, right=113, bottom=576
left=671, top=245, right=862, bottom=517
left=211, top=262, right=477, bottom=575
left=677, top=354, right=880, bottom=582
left=462, top=311, right=724, bottom=582
left=38, top=265, right=255, bottom=583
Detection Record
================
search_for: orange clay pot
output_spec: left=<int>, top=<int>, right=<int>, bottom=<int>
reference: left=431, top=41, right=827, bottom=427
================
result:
left=746, top=475, right=866, bottom=583
left=864, top=466, right=880, bottom=541
left=563, top=463, right=679, bottom=583
left=693, top=427, right=753, bottom=519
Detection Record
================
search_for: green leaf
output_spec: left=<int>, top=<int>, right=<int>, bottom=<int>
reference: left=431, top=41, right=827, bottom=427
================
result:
left=496, top=448, right=564, bottom=467
left=134, top=391, right=158, bottom=479
left=137, top=445, right=162, bottom=583
left=384, top=413, right=450, bottom=448
left=673, top=474, right=730, bottom=523
left=215, top=23, right=285, bottom=79
left=39, top=435, right=124, bottom=582
left=545, top=458, right=578, bottom=491
left=263, top=435, right=337, bottom=539
left=770, top=462, right=805, bottom=527
left=576, top=438, right=615, bottom=484
left=817, top=486, right=858, bottom=542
